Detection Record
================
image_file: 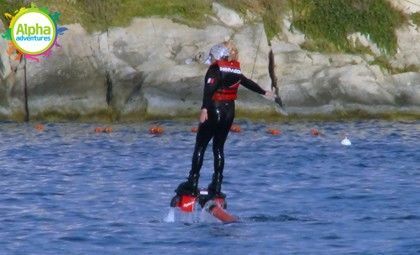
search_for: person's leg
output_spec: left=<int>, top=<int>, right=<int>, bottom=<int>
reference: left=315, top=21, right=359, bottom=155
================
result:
left=175, top=116, right=215, bottom=196
left=208, top=102, right=235, bottom=197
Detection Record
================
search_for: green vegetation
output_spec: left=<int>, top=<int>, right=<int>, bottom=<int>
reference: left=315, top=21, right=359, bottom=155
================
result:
left=218, top=0, right=288, bottom=40
left=1, top=0, right=407, bottom=50
left=0, top=0, right=410, bottom=56
left=50, top=0, right=213, bottom=31
left=290, top=0, right=406, bottom=55
left=1, top=0, right=213, bottom=31
left=0, top=0, right=289, bottom=39
left=0, top=0, right=28, bottom=25
left=411, top=12, right=420, bottom=26
left=370, top=56, right=419, bottom=74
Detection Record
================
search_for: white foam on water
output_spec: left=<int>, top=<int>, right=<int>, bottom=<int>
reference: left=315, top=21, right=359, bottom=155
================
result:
left=179, top=211, right=197, bottom=223
left=164, top=208, right=175, bottom=223
left=341, top=137, right=352, bottom=146
left=164, top=206, right=221, bottom=223
left=164, top=208, right=199, bottom=223
left=199, top=208, right=219, bottom=223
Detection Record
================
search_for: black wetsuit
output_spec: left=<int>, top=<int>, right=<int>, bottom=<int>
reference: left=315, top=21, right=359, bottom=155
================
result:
left=176, top=59, right=266, bottom=197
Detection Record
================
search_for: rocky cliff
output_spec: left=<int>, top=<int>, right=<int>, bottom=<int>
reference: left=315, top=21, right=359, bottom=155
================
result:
left=0, top=2, right=419, bottom=122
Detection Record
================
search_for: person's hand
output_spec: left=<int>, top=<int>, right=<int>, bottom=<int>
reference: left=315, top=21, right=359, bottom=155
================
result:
left=200, top=108, right=208, bottom=123
left=264, top=90, right=276, bottom=101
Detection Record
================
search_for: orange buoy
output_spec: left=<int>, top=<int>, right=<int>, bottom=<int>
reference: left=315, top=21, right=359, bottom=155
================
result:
left=230, top=124, right=241, bottom=133
left=34, top=124, right=45, bottom=132
left=191, top=126, right=198, bottom=133
left=311, top=128, right=320, bottom=136
left=149, top=126, right=164, bottom=135
left=267, top=128, right=281, bottom=136
left=94, top=127, right=113, bottom=133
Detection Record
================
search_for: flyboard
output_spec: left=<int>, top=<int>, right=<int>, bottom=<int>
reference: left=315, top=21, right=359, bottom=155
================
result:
left=170, top=189, right=237, bottom=223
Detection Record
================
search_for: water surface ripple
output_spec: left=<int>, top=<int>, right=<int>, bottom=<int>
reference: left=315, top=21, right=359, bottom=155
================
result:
left=0, top=120, right=419, bottom=254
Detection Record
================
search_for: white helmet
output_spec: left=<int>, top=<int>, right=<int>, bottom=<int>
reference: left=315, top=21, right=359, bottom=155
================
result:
left=204, top=43, right=229, bottom=64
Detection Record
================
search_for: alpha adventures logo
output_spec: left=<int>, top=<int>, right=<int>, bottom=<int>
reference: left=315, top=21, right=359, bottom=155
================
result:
left=1, top=3, right=67, bottom=62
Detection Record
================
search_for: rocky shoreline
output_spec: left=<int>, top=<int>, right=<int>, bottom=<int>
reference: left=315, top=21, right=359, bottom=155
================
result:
left=1, top=3, right=419, bottom=122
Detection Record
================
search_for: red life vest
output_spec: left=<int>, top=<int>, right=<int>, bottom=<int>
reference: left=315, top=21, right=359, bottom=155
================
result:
left=212, top=60, right=241, bottom=101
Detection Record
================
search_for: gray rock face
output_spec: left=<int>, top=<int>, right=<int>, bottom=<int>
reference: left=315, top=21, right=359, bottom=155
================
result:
left=25, top=24, right=108, bottom=120
left=234, top=24, right=271, bottom=90
left=0, top=4, right=419, bottom=121
left=274, top=48, right=420, bottom=114
left=0, top=36, right=26, bottom=121
left=0, top=38, right=12, bottom=80
left=391, top=25, right=420, bottom=69
left=107, top=19, right=225, bottom=119
left=390, top=0, right=420, bottom=14
left=391, top=72, right=420, bottom=106
left=212, top=3, right=244, bottom=28
left=0, top=16, right=275, bottom=121
left=271, top=15, right=420, bottom=116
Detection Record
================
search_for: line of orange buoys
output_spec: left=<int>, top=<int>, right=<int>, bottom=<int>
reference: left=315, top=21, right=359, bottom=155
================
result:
left=32, top=124, right=349, bottom=145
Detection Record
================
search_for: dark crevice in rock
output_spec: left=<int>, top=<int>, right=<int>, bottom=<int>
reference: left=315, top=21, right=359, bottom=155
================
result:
left=23, top=58, right=29, bottom=122
left=125, top=74, right=145, bottom=105
left=0, top=58, right=4, bottom=78
left=105, top=71, right=112, bottom=106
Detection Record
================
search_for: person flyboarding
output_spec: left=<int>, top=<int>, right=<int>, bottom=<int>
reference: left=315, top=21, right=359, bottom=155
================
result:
left=171, top=41, right=276, bottom=214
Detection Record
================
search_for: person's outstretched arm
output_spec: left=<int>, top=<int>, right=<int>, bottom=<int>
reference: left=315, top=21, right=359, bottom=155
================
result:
left=240, top=74, right=274, bottom=98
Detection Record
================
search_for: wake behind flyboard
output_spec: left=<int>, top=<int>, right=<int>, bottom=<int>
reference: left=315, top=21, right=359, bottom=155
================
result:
left=170, top=189, right=237, bottom=223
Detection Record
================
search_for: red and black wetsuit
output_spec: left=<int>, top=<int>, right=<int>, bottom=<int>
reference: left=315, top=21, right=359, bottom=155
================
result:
left=176, top=59, right=266, bottom=197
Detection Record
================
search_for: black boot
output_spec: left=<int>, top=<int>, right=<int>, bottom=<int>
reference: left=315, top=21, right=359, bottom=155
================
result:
left=171, top=179, right=199, bottom=207
left=175, top=181, right=198, bottom=196
left=198, top=181, right=226, bottom=209
left=207, top=181, right=226, bottom=199
left=208, top=171, right=225, bottom=197
left=174, top=172, right=199, bottom=196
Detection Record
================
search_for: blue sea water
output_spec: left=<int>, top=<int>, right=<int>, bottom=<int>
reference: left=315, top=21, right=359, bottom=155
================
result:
left=0, top=120, right=419, bottom=255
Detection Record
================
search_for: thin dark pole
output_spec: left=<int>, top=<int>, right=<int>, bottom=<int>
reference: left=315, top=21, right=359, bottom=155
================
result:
left=23, top=57, right=29, bottom=122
